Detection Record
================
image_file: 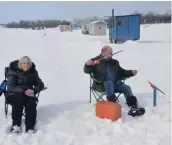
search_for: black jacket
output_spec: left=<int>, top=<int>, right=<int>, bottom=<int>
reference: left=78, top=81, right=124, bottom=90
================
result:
left=7, top=60, right=44, bottom=96
left=84, top=55, right=134, bottom=82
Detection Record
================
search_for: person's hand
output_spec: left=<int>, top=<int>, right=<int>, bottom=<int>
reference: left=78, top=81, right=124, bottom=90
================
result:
left=25, top=89, right=34, bottom=97
left=86, top=60, right=93, bottom=65
left=132, top=70, right=137, bottom=76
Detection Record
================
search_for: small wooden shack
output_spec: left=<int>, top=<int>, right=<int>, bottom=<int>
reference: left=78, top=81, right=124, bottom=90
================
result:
left=88, top=21, right=107, bottom=35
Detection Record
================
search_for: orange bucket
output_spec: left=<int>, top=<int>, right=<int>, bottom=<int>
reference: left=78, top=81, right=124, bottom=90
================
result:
left=95, top=101, right=121, bottom=121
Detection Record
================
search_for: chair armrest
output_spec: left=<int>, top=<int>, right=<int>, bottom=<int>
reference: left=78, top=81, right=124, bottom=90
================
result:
left=90, top=74, right=102, bottom=84
left=119, top=77, right=130, bottom=82
left=121, top=77, right=129, bottom=80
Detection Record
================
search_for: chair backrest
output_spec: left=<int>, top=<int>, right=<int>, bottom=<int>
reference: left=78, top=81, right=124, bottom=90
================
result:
left=0, top=67, right=9, bottom=95
left=90, top=73, right=105, bottom=92
left=90, top=73, right=102, bottom=84
left=0, top=80, right=7, bottom=91
left=5, top=67, right=9, bottom=80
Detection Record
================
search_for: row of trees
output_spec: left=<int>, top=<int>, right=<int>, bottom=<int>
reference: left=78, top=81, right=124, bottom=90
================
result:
left=4, top=11, right=171, bottom=29
left=104, top=11, right=171, bottom=27
left=74, top=11, right=171, bottom=26
left=6, top=20, right=71, bottom=29
left=133, top=11, right=171, bottom=24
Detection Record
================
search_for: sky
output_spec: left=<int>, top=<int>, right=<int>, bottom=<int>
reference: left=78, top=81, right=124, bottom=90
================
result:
left=0, top=1, right=171, bottom=23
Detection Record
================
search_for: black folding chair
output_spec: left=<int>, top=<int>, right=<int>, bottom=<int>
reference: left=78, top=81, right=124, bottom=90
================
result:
left=3, top=90, right=42, bottom=118
left=89, top=73, right=127, bottom=104
left=0, top=67, right=47, bottom=118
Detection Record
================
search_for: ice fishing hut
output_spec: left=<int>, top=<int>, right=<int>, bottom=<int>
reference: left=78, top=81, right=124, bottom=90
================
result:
left=108, top=9, right=140, bottom=43
left=88, top=21, right=107, bottom=35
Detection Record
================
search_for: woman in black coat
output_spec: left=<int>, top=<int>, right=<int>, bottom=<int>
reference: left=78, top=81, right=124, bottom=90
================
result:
left=7, top=56, right=44, bottom=133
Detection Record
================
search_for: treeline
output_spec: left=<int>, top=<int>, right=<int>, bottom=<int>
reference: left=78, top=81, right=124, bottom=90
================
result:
left=6, top=20, right=71, bottom=29
left=104, top=11, right=171, bottom=25
left=74, top=11, right=171, bottom=28
left=136, top=11, right=171, bottom=24
left=4, top=11, right=171, bottom=29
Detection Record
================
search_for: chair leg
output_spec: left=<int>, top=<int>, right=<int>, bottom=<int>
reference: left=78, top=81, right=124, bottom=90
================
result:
left=92, top=90, right=99, bottom=102
left=90, top=87, right=92, bottom=103
left=116, top=93, right=121, bottom=102
left=93, top=92, right=105, bottom=106
left=96, top=92, right=105, bottom=102
left=89, top=77, right=92, bottom=104
left=5, top=101, right=8, bottom=118
left=92, top=90, right=105, bottom=102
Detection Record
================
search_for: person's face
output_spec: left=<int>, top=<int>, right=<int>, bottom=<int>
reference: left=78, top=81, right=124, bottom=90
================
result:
left=21, top=62, right=31, bottom=71
left=101, top=47, right=113, bottom=57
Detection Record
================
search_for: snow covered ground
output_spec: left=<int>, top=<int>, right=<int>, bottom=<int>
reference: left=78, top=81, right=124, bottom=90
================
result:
left=0, top=23, right=171, bottom=145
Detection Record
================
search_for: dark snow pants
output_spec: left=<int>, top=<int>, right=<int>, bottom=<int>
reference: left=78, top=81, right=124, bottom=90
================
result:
left=8, top=93, right=37, bottom=130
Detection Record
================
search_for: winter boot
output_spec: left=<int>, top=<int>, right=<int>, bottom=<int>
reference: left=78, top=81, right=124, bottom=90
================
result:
left=126, top=96, right=145, bottom=117
left=10, top=125, right=20, bottom=134
left=26, top=126, right=35, bottom=133
left=107, top=95, right=117, bottom=103
left=26, top=129, right=34, bottom=134
left=128, top=105, right=145, bottom=117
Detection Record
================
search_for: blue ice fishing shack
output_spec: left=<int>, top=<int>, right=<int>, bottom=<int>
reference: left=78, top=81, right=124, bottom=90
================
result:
left=108, top=9, right=140, bottom=43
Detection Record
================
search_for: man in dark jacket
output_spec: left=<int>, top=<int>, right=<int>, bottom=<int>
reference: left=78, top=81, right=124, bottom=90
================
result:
left=84, top=46, right=145, bottom=117
left=7, top=56, right=44, bottom=133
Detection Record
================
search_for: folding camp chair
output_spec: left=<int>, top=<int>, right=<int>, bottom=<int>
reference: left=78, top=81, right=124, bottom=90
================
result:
left=89, top=73, right=128, bottom=104
left=0, top=67, right=47, bottom=118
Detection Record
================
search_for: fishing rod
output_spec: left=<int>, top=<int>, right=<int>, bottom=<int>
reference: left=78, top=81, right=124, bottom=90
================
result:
left=92, top=50, right=123, bottom=65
